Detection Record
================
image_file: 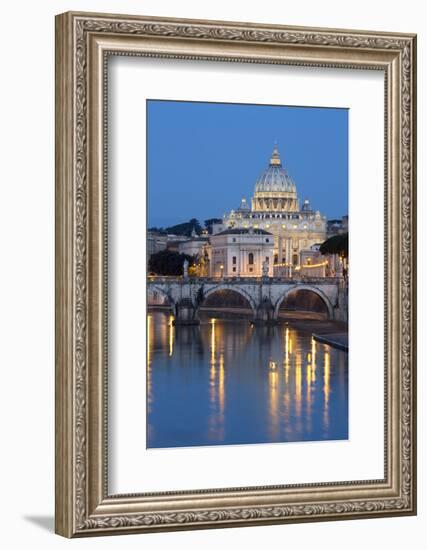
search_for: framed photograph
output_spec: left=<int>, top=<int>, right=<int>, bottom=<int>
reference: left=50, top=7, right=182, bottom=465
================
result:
left=55, top=11, right=417, bottom=537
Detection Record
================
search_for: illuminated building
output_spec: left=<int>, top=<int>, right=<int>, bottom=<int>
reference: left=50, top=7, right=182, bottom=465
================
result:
left=212, top=145, right=327, bottom=275
left=209, top=227, right=274, bottom=278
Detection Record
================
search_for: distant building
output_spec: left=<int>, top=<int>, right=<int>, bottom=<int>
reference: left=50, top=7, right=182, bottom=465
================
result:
left=147, top=231, right=167, bottom=260
left=178, top=229, right=210, bottom=258
left=150, top=145, right=347, bottom=280
left=327, top=215, right=348, bottom=237
left=165, top=234, right=189, bottom=253
left=215, top=145, right=327, bottom=270
left=298, top=245, right=328, bottom=278
left=209, top=228, right=274, bottom=278
left=273, top=244, right=324, bottom=278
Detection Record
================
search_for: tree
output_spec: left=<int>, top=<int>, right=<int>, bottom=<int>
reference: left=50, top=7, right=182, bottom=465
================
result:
left=149, top=218, right=204, bottom=237
left=319, top=233, right=348, bottom=258
left=163, top=218, right=202, bottom=237
left=147, top=227, right=167, bottom=234
left=148, top=250, right=196, bottom=276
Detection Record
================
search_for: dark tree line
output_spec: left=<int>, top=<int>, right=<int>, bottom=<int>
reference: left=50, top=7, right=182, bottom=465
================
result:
left=149, top=217, right=223, bottom=237
left=148, top=250, right=196, bottom=276
left=320, top=233, right=348, bottom=258
left=148, top=218, right=202, bottom=237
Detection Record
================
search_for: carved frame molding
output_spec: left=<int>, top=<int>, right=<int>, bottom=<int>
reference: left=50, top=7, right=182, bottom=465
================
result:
left=55, top=12, right=416, bottom=537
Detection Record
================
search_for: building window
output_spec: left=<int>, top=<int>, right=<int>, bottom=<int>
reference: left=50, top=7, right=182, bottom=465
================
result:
left=232, top=256, right=236, bottom=264
left=248, top=252, right=254, bottom=265
left=274, top=254, right=278, bottom=264
left=249, top=267, right=253, bottom=272
left=232, top=267, right=236, bottom=272
left=265, top=257, right=269, bottom=263
left=307, top=258, right=311, bottom=265
left=292, top=254, right=298, bottom=266
left=265, top=238, right=269, bottom=243
left=232, top=238, right=236, bottom=242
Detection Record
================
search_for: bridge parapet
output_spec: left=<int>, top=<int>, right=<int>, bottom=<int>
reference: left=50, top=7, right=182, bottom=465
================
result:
left=148, top=276, right=341, bottom=285
left=147, top=275, right=347, bottom=324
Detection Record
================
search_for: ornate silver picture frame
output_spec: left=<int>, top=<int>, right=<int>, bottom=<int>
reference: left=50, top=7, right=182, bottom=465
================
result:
left=55, top=11, right=416, bottom=537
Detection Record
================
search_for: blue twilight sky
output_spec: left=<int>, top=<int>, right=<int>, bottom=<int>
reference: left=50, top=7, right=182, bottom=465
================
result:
left=147, top=100, right=348, bottom=228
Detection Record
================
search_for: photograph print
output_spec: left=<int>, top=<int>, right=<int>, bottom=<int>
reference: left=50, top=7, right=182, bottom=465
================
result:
left=146, top=100, right=349, bottom=449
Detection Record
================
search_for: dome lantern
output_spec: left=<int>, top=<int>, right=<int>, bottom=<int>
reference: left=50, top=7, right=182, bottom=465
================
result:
left=270, top=143, right=282, bottom=166
left=252, top=144, right=299, bottom=213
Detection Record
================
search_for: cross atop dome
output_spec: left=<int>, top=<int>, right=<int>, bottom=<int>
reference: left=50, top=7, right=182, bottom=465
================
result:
left=270, top=142, right=282, bottom=166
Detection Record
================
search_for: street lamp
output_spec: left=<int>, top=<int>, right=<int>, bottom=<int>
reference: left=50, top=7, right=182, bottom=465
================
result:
left=220, top=264, right=224, bottom=279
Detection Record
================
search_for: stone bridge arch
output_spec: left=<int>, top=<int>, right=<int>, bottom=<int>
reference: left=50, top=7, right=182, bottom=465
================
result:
left=274, top=284, right=334, bottom=320
left=198, top=284, right=257, bottom=319
left=147, top=284, right=177, bottom=315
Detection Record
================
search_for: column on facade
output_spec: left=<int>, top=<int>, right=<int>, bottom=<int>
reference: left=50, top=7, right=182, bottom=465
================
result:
left=286, top=237, right=292, bottom=277
left=273, top=233, right=282, bottom=265
left=240, top=248, right=246, bottom=277
left=279, top=234, right=285, bottom=264
left=256, top=247, right=261, bottom=277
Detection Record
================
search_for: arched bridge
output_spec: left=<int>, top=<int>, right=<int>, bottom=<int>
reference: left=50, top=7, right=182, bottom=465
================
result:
left=148, top=276, right=348, bottom=325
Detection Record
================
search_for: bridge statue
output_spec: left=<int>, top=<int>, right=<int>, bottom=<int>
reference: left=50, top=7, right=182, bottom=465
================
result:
left=183, top=258, right=189, bottom=278
left=262, top=259, right=269, bottom=277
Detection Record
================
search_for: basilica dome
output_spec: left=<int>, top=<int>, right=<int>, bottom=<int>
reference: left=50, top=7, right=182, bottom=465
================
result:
left=254, top=145, right=296, bottom=194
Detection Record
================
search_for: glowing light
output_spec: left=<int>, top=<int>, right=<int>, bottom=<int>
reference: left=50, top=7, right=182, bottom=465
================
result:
left=269, top=370, right=278, bottom=388
left=306, top=362, right=312, bottom=405
left=269, top=361, right=277, bottom=370
left=269, top=368, right=279, bottom=438
left=323, top=349, right=331, bottom=431
left=219, top=353, right=225, bottom=415
left=311, top=338, right=316, bottom=366
left=210, top=321, right=217, bottom=405
left=285, top=327, right=290, bottom=360
left=168, top=315, right=174, bottom=356
left=301, top=261, right=328, bottom=269
left=295, top=353, right=302, bottom=416
left=211, top=318, right=216, bottom=367
left=210, top=365, right=216, bottom=407
left=311, top=338, right=317, bottom=382
left=147, top=315, right=152, bottom=367
left=324, top=350, right=330, bottom=405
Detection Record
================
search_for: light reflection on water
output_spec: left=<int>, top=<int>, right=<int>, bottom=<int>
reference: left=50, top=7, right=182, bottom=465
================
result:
left=147, top=311, right=348, bottom=448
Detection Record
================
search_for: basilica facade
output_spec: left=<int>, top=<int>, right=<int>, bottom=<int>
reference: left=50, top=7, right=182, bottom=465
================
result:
left=211, top=145, right=327, bottom=276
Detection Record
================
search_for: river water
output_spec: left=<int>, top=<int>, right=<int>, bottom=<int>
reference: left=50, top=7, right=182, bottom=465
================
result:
left=147, top=311, right=348, bottom=448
